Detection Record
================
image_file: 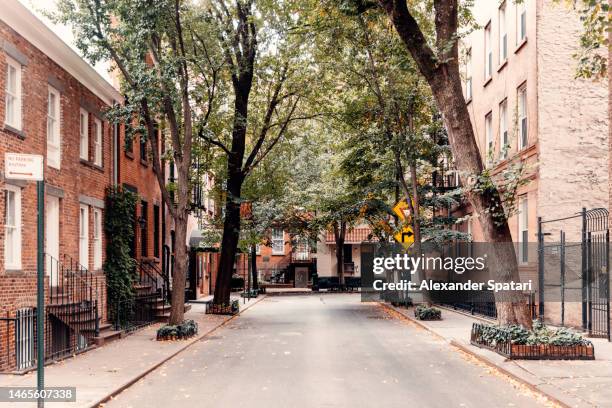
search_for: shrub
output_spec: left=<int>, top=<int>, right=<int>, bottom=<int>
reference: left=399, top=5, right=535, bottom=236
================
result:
left=478, top=320, right=588, bottom=346
left=231, top=275, right=245, bottom=290
left=414, top=305, right=442, bottom=320
left=157, top=319, right=198, bottom=340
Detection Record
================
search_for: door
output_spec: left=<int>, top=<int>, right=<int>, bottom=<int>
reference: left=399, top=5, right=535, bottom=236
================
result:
left=79, top=205, right=89, bottom=268
left=295, top=267, right=308, bottom=288
left=45, top=196, right=60, bottom=286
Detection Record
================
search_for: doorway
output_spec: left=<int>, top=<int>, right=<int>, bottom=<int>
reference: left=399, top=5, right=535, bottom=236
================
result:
left=45, top=195, right=60, bottom=286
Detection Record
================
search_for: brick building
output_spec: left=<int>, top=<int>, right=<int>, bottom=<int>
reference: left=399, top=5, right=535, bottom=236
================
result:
left=0, top=0, right=121, bottom=371
left=449, top=0, right=609, bottom=327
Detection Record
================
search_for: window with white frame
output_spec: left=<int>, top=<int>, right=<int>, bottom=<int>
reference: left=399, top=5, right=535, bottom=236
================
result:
left=5, top=56, right=22, bottom=130
left=272, top=229, right=284, bottom=255
left=517, top=0, right=527, bottom=42
left=484, top=23, right=492, bottom=79
left=47, top=86, right=61, bottom=169
left=93, top=118, right=102, bottom=166
left=499, top=100, right=508, bottom=158
left=518, top=84, right=528, bottom=149
left=255, top=244, right=261, bottom=255
left=79, top=205, right=89, bottom=268
left=499, top=2, right=507, bottom=62
left=518, top=196, right=528, bottom=264
left=79, top=109, right=89, bottom=160
left=485, top=112, right=493, bottom=164
left=93, top=208, right=102, bottom=270
left=4, top=185, right=22, bottom=270
left=465, top=48, right=472, bottom=101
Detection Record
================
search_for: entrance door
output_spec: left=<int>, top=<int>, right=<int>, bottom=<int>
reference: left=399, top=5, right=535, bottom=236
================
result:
left=294, top=267, right=308, bottom=288
left=45, top=196, right=60, bottom=286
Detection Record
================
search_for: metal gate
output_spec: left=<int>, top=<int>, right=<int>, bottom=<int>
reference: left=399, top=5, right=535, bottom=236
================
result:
left=537, top=208, right=610, bottom=340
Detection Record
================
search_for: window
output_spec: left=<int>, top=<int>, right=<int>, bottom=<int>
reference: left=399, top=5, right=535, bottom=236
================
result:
left=47, top=87, right=61, bottom=168
left=485, top=112, right=493, bottom=164
left=465, top=48, right=472, bottom=101
left=255, top=244, right=261, bottom=255
left=93, top=118, right=102, bottom=166
left=93, top=208, right=102, bottom=270
left=272, top=229, right=284, bottom=255
left=4, top=185, right=22, bottom=269
left=517, top=0, right=527, bottom=42
left=140, top=135, right=147, bottom=162
left=484, top=23, right=492, bottom=79
left=518, top=196, right=528, bottom=264
left=141, top=201, right=148, bottom=257
left=4, top=56, right=22, bottom=130
left=499, top=100, right=508, bottom=158
left=518, top=84, right=528, bottom=149
left=79, top=109, right=89, bottom=160
left=153, top=205, right=160, bottom=258
left=499, top=3, right=507, bottom=62
left=79, top=205, right=89, bottom=268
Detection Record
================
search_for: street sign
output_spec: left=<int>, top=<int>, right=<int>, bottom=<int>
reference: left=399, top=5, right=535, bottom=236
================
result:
left=393, top=199, right=415, bottom=249
left=394, top=226, right=415, bottom=249
left=5, top=153, right=44, bottom=181
left=393, top=198, right=416, bottom=222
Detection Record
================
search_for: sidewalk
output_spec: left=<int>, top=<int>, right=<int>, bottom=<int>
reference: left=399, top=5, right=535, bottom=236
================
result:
left=382, top=302, right=612, bottom=408
left=0, top=295, right=266, bottom=408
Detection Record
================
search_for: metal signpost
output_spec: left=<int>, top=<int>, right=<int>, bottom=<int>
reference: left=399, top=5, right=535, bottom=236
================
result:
left=5, top=153, right=45, bottom=407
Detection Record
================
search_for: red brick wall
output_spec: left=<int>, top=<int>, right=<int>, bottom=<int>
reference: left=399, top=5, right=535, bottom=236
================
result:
left=0, top=21, right=113, bottom=370
left=117, top=127, right=162, bottom=264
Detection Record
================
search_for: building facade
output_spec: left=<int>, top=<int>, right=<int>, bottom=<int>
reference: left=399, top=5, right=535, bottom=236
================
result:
left=453, top=0, right=609, bottom=327
left=0, top=0, right=122, bottom=371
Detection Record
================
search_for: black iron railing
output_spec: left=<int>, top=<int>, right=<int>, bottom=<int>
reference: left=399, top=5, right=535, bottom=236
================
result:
left=138, top=260, right=170, bottom=304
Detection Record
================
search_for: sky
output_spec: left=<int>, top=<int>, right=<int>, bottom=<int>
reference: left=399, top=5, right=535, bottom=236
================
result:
left=18, top=0, right=113, bottom=83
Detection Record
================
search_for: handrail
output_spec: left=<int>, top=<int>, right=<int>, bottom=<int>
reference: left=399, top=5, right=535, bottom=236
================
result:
left=137, top=260, right=169, bottom=304
left=59, top=254, right=101, bottom=306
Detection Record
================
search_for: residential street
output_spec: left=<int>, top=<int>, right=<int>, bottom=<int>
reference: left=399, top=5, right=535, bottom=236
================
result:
left=105, top=294, right=552, bottom=408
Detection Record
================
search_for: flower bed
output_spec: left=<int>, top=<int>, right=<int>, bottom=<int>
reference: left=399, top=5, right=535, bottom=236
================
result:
left=156, top=319, right=198, bottom=341
left=205, top=299, right=240, bottom=315
left=470, top=321, right=594, bottom=360
left=414, top=305, right=442, bottom=321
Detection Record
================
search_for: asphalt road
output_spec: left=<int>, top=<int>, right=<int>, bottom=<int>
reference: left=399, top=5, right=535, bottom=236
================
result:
left=105, top=294, right=551, bottom=408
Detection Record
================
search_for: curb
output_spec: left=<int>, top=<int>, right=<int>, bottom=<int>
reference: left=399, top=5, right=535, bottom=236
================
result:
left=91, top=295, right=267, bottom=407
left=379, top=302, right=584, bottom=408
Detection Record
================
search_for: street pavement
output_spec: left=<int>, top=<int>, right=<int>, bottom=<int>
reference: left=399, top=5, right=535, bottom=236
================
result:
left=105, top=294, right=553, bottom=408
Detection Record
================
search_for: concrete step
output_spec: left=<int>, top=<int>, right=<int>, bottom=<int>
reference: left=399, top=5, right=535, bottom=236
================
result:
left=93, top=328, right=123, bottom=346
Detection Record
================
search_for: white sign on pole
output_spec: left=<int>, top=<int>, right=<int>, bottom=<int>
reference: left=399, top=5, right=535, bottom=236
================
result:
left=5, top=153, right=44, bottom=181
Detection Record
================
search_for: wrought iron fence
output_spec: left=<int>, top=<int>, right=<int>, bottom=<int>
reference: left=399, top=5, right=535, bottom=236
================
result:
left=110, top=293, right=158, bottom=333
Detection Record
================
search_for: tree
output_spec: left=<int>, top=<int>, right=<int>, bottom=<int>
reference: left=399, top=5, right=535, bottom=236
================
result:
left=205, top=0, right=318, bottom=305
left=341, top=0, right=532, bottom=326
left=55, top=0, right=223, bottom=324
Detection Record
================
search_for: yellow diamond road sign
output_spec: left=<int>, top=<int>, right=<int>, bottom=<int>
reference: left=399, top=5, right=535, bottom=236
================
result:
left=393, top=199, right=411, bottom=221
left=394, top=226, right=414, bottom=249
left=392, top=199, right=415, bottom=249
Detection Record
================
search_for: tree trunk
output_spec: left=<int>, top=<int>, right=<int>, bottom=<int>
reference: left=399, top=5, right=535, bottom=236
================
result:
left=168, top=212, right=187, bottom=325
left=251, top=244, right=258, bottom=290
left=334, top=222, right=347, bottom=288
left=381, top=0, right=531, bottom=327
left=213, top=85, right=250, bottom=305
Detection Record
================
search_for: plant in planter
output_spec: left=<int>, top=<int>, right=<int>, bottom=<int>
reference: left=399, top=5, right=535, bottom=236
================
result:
left=414, top=305, right=442, bottom=321
left=471, top=320, right=594, bottom=360
left=157, top=319, right=198, bottom=341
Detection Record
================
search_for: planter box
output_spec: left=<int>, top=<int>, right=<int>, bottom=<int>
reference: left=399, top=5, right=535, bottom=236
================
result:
left=470, top=323, right=595, bottom=360
left=205, top=302, right=239, bottom=316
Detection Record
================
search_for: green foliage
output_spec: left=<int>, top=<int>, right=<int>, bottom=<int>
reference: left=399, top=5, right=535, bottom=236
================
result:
left=479, top=320, right=589, bottom=346
left=414, top=305, right=442, bottom=320
left=103, top=186, right=138, bottom=314
left=156, top=319, right=199, bottom=340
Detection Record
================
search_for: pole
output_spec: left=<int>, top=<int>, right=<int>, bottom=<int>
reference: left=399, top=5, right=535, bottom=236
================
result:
left=36, top=180, right=45, bottom=408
